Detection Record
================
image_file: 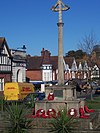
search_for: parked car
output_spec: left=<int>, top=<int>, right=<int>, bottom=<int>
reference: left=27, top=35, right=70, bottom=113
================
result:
left=23, top=92, right=45, bottom=105
left=95, top=87, right=100, bottom=94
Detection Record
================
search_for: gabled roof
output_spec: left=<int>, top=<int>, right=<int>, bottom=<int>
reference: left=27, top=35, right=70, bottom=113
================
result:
left=26, top=55, right=74, bottom=71
left=64, top=57, right=74, bottom=68
left=26, top=48, right=100, bottom=71
left=0, top=37, right=11, bottom=56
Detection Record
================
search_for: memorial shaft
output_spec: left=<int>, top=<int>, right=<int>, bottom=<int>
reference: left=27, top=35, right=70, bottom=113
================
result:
left=51, top=0, right=70, bottom=85
left=58, top=22, right=64, bottom=85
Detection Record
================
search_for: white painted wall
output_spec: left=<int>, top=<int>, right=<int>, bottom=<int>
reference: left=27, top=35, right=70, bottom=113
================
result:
left=12, top=65, right=26, bottom=82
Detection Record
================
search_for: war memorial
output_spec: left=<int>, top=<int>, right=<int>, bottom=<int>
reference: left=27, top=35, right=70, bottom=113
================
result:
left=33, top=1, right=100, bottom=132
left=35, top=0, right=89, bottom=119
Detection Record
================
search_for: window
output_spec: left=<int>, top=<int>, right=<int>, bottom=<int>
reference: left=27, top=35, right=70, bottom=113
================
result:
left=43, top=71, right=52, bottom=81
left=47, top=72, right=49, bottom=81
left=44, top=72, right=46, bottom=81
left=42, top=65, right=53, bottom=81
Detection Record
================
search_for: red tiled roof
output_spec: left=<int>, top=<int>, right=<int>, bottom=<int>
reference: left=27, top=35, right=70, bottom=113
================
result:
left=50, top=56, right=58, bottom=69
left=26, top=55, right=75, bottom=70
left=26, top=56, right=43, bottom=70
left=26, top=48, right=100, bottom=71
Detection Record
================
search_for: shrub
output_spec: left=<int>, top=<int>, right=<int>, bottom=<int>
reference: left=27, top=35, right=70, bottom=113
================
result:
left=4, top=102, right=33, bottom=133
left=49, top=109, right=76, bottom=133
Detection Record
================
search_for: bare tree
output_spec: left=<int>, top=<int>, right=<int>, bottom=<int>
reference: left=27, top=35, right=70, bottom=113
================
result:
left=78, top=32, right=100, bottom=101
left=78, top=32, right=99, bottom=55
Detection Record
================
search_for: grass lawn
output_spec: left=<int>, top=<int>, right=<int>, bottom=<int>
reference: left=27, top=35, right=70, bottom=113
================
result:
left=85, top=96, right=100, bottom=109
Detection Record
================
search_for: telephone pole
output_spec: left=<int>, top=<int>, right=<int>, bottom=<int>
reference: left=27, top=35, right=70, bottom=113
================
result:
left=51, top=0, right=70, bottom=85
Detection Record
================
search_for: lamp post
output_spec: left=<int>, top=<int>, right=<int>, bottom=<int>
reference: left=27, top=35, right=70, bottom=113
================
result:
left=51, top=0, right=70, bottom=85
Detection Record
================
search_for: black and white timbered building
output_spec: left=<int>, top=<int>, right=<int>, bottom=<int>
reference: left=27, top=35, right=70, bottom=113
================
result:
left=0, top=37, right=26, bottom=94
left=0, top=37, right=12, bottom=92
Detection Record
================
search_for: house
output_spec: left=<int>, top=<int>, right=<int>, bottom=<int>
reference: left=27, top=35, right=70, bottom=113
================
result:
left=26, top=48, right=53, bottom=82
left=0, top=37, right=12, bottom=93
left=26, top=48, right=100, bottom=86
left=0, top=37, right=27, bottom=95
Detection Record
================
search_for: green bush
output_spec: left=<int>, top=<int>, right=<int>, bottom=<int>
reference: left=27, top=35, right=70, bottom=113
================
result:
left=4, top=102, right=33, bottom=133
left=49, top=109, right=76, bottom=133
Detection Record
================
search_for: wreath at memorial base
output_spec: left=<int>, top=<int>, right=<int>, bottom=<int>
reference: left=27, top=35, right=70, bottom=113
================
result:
left=36, top=109, right=45, bottom=118
left=68, top=108, right=77, bottom=117
left=47, top=92, right=54, bottom=101
left=47, top=108, right=56, bottom=118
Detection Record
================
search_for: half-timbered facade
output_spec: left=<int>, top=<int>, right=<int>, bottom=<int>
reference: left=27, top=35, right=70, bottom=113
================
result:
left=0, top=37, right=27, bottom=94
left=0, top=37, right=12, bottom=92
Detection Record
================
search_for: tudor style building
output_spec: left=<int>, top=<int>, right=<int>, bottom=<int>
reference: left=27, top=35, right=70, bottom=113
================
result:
left=0, top=37, right=26, bottom=93
left=0, top=37, right=12, bottom=92
left=26, top=48, right=100, bottom=84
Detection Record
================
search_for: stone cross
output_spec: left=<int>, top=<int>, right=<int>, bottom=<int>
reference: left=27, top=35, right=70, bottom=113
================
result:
left=51, top=0, right=70, bottom=85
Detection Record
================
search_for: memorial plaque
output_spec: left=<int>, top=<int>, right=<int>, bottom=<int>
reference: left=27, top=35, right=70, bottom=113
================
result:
left=54, top=89, right=63, bottom=97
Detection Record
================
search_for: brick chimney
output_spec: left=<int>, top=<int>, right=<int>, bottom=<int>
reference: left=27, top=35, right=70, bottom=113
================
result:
left=41, top=48, right=51, bottom=64
left=41, top=48, right=45, bottom=57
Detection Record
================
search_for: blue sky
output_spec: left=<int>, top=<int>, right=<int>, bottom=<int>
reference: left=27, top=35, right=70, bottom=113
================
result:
left=0, top=0, right=100, bottom=56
